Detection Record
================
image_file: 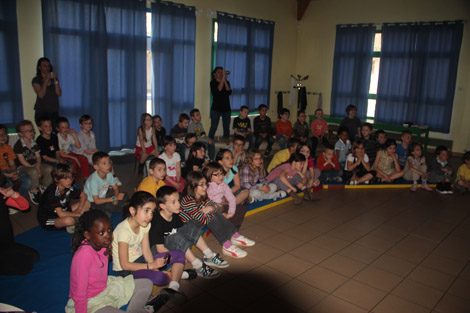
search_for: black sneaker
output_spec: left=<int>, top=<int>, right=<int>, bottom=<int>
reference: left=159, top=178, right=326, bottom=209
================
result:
left=146, top=294, right=169, bottom=311
left=436, top=183, right=446, bottom=194
left=197, top=263, right=220, bottom=279
left=28, top=190, right=41, bottom=205
left=445, top=182, right=453, bottom=194
left=160, top=288, right=187, bottom=305
left=183, top=269, right=198, bottom=280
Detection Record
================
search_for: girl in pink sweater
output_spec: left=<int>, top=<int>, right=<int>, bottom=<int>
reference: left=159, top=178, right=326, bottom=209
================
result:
left=66, top=210, right=166, bottom=313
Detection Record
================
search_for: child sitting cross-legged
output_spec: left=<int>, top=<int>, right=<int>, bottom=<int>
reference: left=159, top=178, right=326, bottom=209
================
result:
left=113, top=191, right=195, bottom=306
left=240, top=150, right=286, bottom=202
left=203, top=162, right=247, bottom=230
left=297, top=143, right=321, bottom=191
left=266, top=152, right=311, bottom=205
left=182, top=142, right=206, bottom=177
left=150, top=186, right=226, bottom=279
left=343, top=140, right=377, bottom=185
left=137, top=158, right=167, bottom=197
left=37, top=164, right=90, bottom=233
left=404, top=142, right=433, bottom=192
left=56, top=117, right=90, bottom=180
left=83, top=152, right=128, bottom=216
left=216, top=149, right=250, bottom=205
left=158, top=136, right=184, bottom=193
left=66, top=209, right=167, bottom=313
left=180, top=172, right=255, bottom=258
left=427, top=145, right=454, bottom=194
left=14, top=119, right=53, bottom=204
left=372, top=139, right=404, bottom=183
left=317, top=144, right=342, bottom=183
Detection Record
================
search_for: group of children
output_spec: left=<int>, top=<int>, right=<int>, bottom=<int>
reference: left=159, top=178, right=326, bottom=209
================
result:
left=3, top=103, right=470, bottom=312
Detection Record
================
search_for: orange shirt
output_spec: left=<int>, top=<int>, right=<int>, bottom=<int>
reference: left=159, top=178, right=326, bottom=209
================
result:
left=276, top=120, right=292, bottom=137
left=0, top=144, right=15, bottom=171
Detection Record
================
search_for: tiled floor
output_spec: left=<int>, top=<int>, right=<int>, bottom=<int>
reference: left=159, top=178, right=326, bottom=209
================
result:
left=162, top=188, right=470, bottom=313
left=10, top=151, right=470, bottom=312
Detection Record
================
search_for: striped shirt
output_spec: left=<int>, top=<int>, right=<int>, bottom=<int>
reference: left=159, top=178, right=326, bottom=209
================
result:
left=179, top=195, right=220, bottom=225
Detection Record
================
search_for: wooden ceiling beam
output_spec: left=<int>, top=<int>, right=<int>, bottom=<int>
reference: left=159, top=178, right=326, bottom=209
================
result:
left=297, top=0, right=311, bottom=21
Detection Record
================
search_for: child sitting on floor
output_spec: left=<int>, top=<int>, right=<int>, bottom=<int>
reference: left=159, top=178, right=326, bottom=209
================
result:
left=83, top=152, right=127, bottom=215
left=403, top=142, right=433, bottom=191
left=137, top=158, right=167, bottom=197
left=159, top=136, right=184, bottom=193
left=317, top=144, right=342, bottom=183
left=56, top=117, right=90, bottom=180
left=297, top=144, right=321, bottom=189
left=310, top=108, right=329, bottom=157
left=427, top=145, right=453, bottom=194
left=343, top=140, right=376, bottom=185
left=37, top=164, right=90, bottom=232
left=266, top=152, right=314, bottom=205
left=67, top=209, right=166, bottom=313
left=14, top=119, right=53, bottom=204
left=150, top=186, right=226, bottom=278
left=182, top=142, right=206, bottom=177
left=180, top=172, right=255, bottom=258
left=455, top=151, right=470, bottom=192
left=240, top=149, right=286, bottom=202
left=112, top=191, right=191, bottom=305
left=396, top=130, right=412, bottom=167
left=267, top=138, right=301, bottom=173
left=203, top=162, right=247, bottom=230
left=135, top=113, right=159, bottom=174
left=334, top=127, right=351, bottom=169
left=372, top=139, right=404, bottom=183
left=276, top=108, right=292, bottom=150
left=216, top=148, right=250, bottom=205
left=253, top=104, right=274, bottom=156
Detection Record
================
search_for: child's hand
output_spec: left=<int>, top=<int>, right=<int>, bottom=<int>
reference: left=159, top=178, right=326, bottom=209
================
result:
left=297, top=182, right=306, bottom=190
left=0, top=187, right=17, bottom=199
left=422, top=172, right=428, bottom=179
left=4, top=171, right=19, bottom=180
left=70, top=129, right=75, bottom=135
left=59, top=158, right=67, bottom=164
left=313, top=179, right=321, bottom=187
left=149, top=258, right=166, bottom=270
left=222, top=212, right=234, bottom=219
left=287, top=187, right=296, bottom=194
left=117, top=193, right=125, bottom=201
left=201, top=206, right=214, bottom=214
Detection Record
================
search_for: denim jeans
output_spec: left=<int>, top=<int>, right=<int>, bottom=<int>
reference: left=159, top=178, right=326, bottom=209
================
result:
left=4, top=170, right=31, bottom=198
left=209, top=109, right=231, bottom=139
left=206, top=212, right=237, bottom=244
left=277, top=135, right=288, bottom=150
left=254, top=134, right=274, bottom=151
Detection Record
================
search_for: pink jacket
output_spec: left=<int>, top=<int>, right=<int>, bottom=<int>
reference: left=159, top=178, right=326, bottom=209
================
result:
left=207, top=181, right=236, bottom=215
left=69, top=242, right=109, bottom=313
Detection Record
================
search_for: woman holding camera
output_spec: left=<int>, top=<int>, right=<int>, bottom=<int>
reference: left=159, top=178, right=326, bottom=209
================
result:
left=208, top=66, right=232, bottom=142
left=32, top=57, right=62, bottom=128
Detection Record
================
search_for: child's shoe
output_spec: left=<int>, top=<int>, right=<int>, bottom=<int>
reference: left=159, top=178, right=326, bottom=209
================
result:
left=411, top=183, right=417, bottom=191
left=66, top=225, right=76, bottom=234
left=28, top=190, right=40, bottom=205
left=203, top=253, right=230, bottom=268
left=349, top=180, right=357, bottom=185
left=231, top=235, right=255, bottom=247
left=39, top=185, right=47, bottom=194
left=288, top=191, right=303, bottom=205
left=422, top=184, right=433, bottom=191
left=222, top=245, right=247, bottom=258
left=436, top=183, right=446, bottom=194
left=334, top=176, right=343, bottom=183
left=445, top=182, right=453, bottom=194
left=197, top=263, right=220, bottom=279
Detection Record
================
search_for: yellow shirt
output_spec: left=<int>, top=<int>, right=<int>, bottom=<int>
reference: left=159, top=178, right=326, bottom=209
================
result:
left=267, top=149, right=291, bottom=173
left=137, top=176, right=165, bottom=196
left=456, top=164, right=470, bottom=183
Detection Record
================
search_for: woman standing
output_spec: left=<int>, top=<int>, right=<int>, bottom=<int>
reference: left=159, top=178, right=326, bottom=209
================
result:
left=32, top=57, right=62, bottom=128
left=208, top=66, right=231, bottom=142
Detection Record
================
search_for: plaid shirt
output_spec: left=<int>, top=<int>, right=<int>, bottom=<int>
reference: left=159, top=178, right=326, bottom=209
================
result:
left=240, top=164, right=268, bottom=190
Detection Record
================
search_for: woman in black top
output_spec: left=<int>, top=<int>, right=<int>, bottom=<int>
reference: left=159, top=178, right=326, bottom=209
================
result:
left=32, top=57, right=62, bottom=128
left=208, top=66, right=232, bottom=141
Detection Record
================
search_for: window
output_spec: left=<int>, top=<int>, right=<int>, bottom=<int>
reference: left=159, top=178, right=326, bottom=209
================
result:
left=212, top=12, right=274, bottom=112
left=366, top=31, right=381, bottom=118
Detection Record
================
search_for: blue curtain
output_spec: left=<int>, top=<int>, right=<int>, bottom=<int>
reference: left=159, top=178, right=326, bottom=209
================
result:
left=0, top=0, right=23, bottom=126
left=42, top=0, right=147, bottom=151
left=151, top=1, right=195, bottom=130
left=330, top=24, right=375, bottom=118
left=216, top=12, right=274, bottom=112
left=376, top=22, right=463, bottom=133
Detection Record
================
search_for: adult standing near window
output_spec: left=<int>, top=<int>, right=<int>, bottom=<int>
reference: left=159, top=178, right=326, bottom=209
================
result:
left=32, top=57, right=61, bottom=129
left=208, top=66, right=232, bottom=143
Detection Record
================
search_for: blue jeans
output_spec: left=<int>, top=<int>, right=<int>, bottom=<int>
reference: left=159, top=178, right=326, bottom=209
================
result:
left=277, top=135, right=288, bottom=150
left=209, top=109, right=231, bottom=139
left=4, top=170, right=31, bottom=198
left=254, top=134, right=274, bottom=151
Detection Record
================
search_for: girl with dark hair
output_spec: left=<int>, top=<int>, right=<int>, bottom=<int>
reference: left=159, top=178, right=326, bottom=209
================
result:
left=32, top=57, right=62, bottom=127
left=182, top=142, right=206, bottom=177
left=67, top=209, right=166, bottom=313
left=372, top=139, right=405, bottom=183
left=180, top=172, right=255, bottom=258
left=215, top=149, right=250, bottom=205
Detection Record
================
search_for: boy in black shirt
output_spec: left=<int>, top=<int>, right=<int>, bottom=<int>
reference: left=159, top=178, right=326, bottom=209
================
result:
left=233, top=105, right=254, bottom=150
left=37, top=164, right=89, bottom=232
left=36, top=117, right=65, bottom=166
left=253, top=104, right=273, bottom=156
left=150, top=186, right=228, bottom=279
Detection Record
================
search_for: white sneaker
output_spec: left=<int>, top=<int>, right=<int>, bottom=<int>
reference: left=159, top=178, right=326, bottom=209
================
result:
left=114, top=176, right=123, bottom=187
left=231, top=235, right=255, bottom=247
left=222, top=245, right=247, bottom=258
left=277, top=191, right=287, bottom=198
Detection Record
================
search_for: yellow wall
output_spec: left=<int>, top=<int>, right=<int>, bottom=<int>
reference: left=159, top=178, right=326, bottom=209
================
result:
left=16, top=0, right=470, bottom=152
left=296, top=0, right=470, bottom=152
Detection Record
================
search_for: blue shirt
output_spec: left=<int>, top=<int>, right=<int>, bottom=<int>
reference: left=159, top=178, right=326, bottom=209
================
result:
left=396, top=144, right=408, bottom=165
left=84, top=171, right=116, bottom=202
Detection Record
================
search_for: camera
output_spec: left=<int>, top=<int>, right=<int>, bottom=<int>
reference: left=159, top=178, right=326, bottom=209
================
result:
left=226, top=71, right=230, bottom=75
